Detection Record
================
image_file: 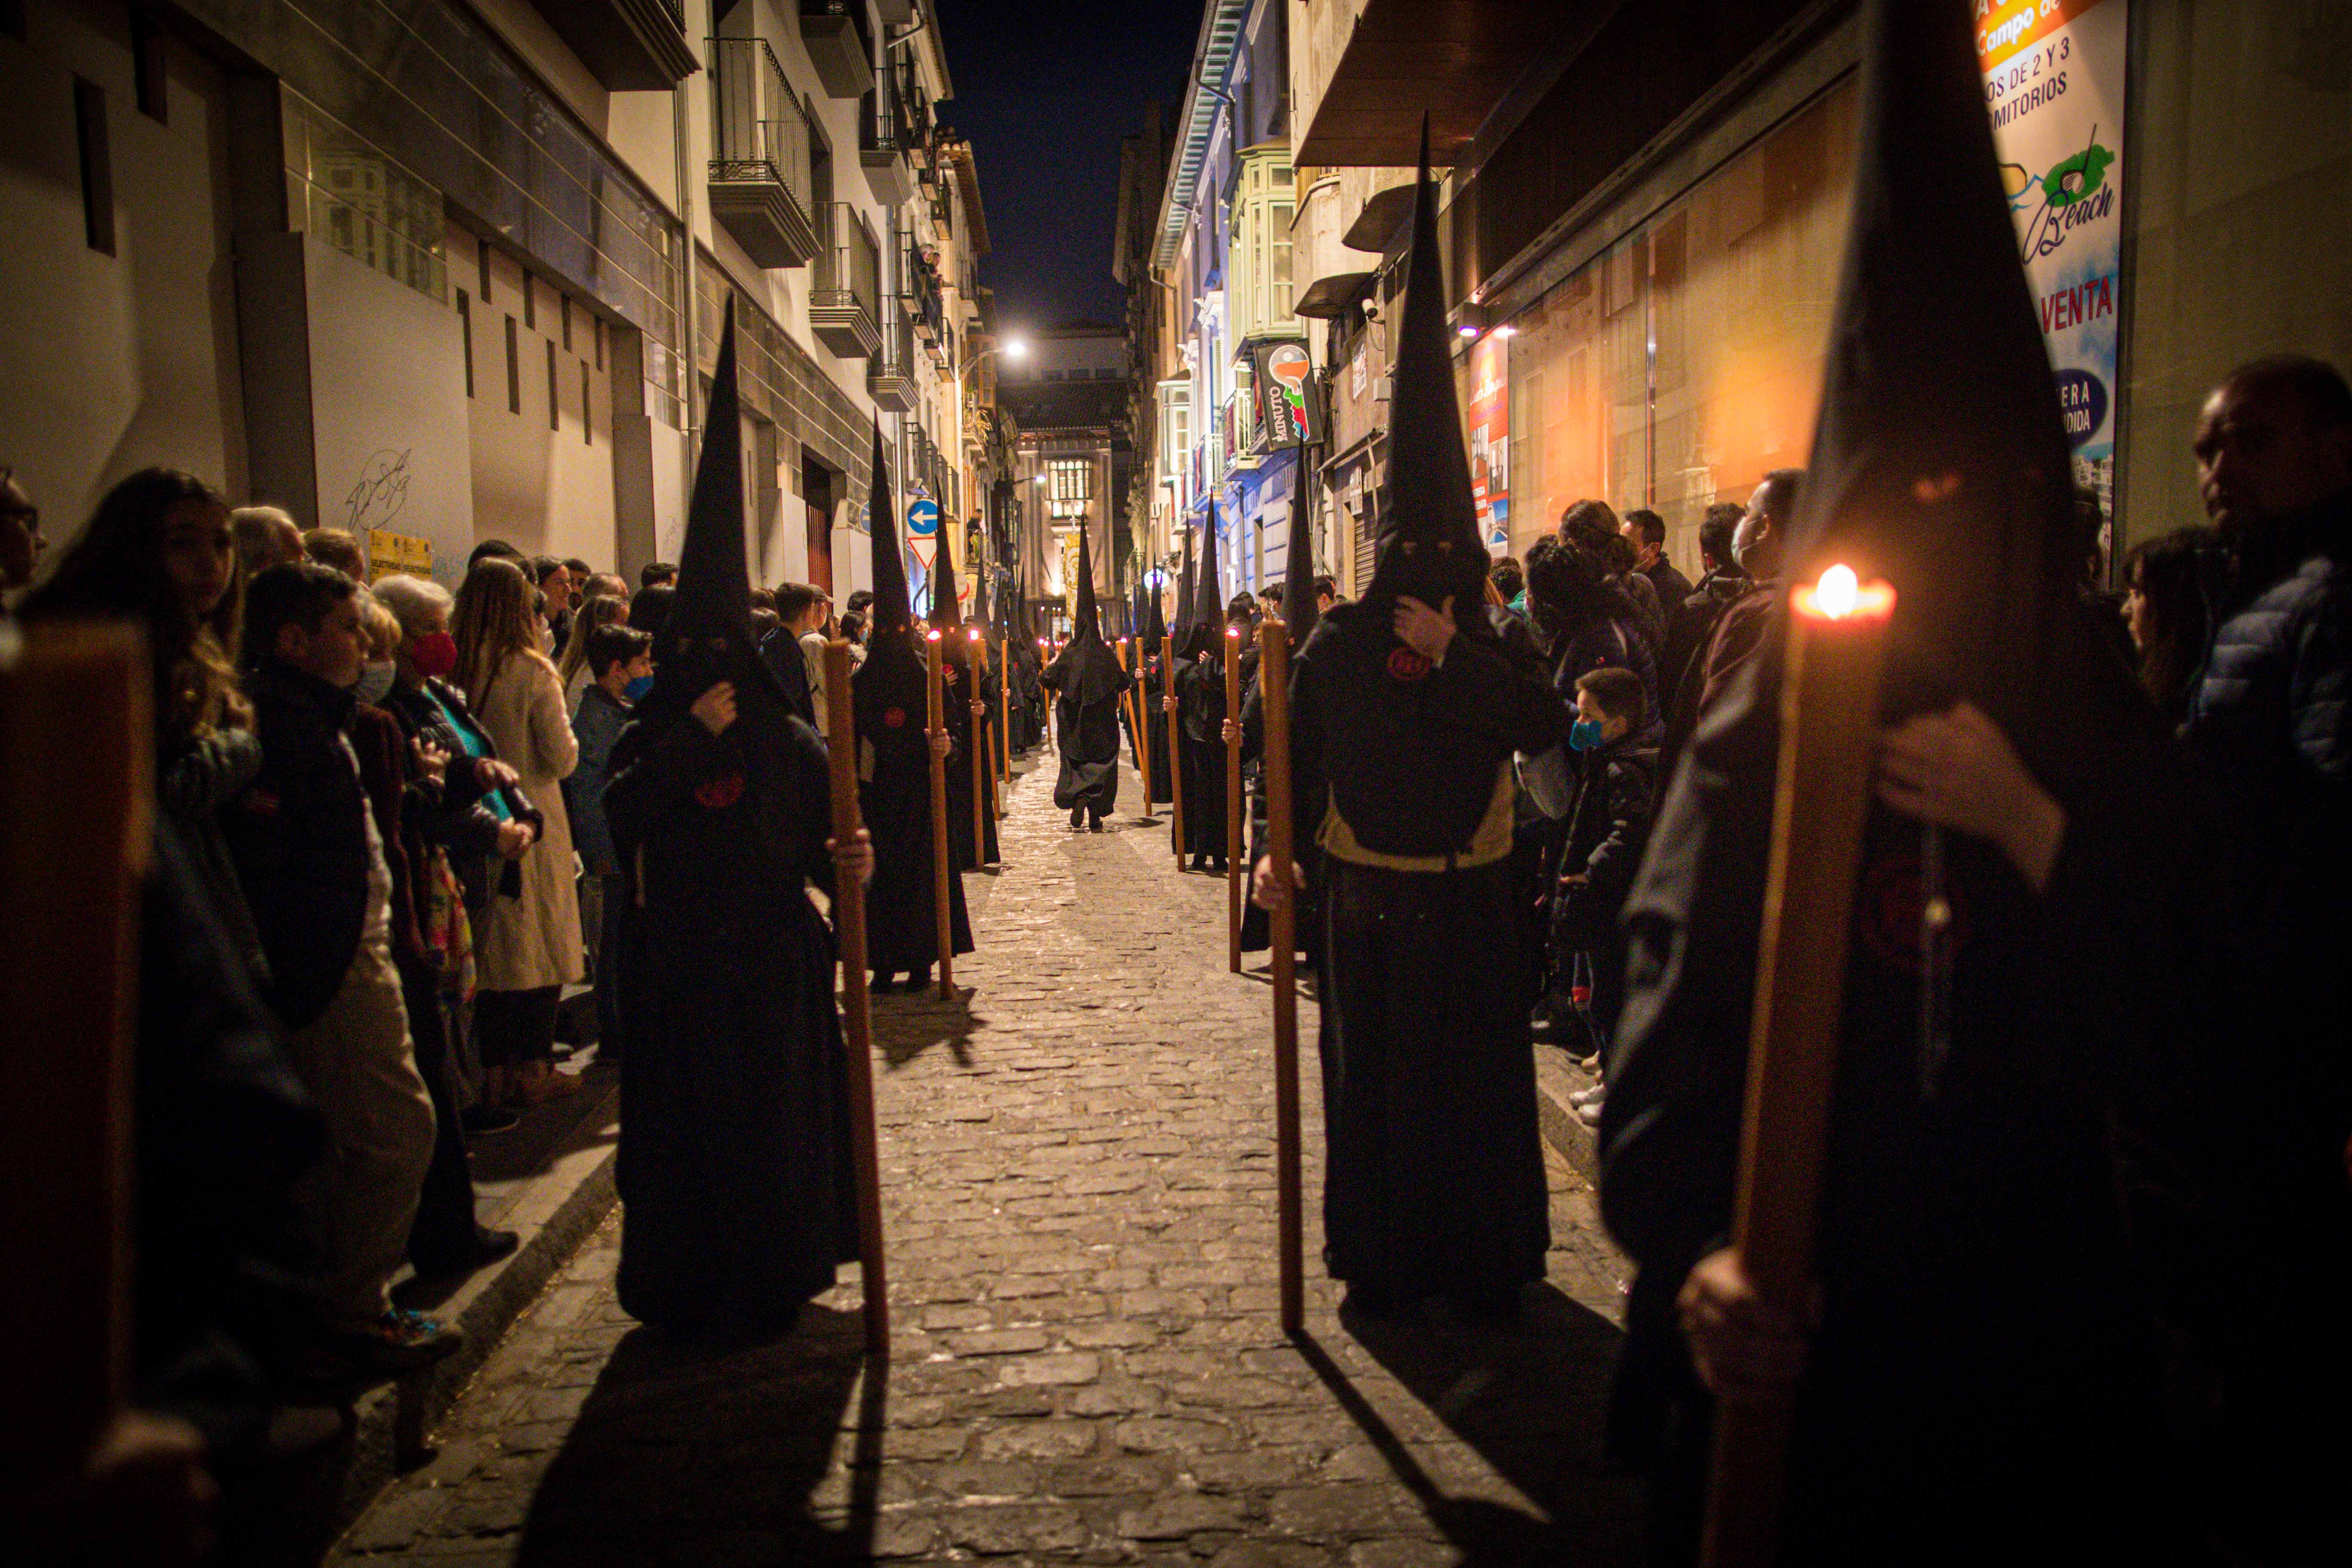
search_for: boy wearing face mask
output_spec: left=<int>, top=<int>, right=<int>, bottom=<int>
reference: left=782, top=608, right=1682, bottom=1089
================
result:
left=568, top=624, right=653, bottom=1057
left=225, top=564, right=461, bottom=1375
left=1547, top=666, right=1659, bottom=1129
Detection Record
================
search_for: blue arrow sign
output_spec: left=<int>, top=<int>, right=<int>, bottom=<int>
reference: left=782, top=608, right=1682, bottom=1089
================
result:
left=906, top=497, right=940, bottom=537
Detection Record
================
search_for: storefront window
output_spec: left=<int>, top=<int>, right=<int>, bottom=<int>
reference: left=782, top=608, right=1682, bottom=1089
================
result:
left=1505, top=79, right=1859, bottom=568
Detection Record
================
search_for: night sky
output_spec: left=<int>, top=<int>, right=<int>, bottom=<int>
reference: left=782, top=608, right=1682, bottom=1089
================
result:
left=931, top=0, right=1204, bottom=333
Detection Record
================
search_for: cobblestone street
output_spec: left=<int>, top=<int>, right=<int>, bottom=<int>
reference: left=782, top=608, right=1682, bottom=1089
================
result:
left=333, top=759, right=1641, bottom=1567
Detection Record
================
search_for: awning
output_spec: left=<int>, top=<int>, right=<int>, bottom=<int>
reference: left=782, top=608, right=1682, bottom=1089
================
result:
left=1295, top=0, right=1569, bottom=167
left=1295, top=270, right=1377, bottom=318
left=1341, top=187, right=1416, bottom=254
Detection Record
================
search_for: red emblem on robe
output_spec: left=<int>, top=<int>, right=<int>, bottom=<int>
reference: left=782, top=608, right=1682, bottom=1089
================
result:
left=695, top=773, right=746, bottom=810
left=883, top=706, right=907, bottom=729
left=1386, top=648, right=1431, bottom=681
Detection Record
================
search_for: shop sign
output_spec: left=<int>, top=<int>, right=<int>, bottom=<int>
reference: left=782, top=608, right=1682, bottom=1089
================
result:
left=1979, top=0, right=2128, bottom=506
left=1467, top=333, right=1510, bottom=556
left=1250, top=341, right=1324, bottom=448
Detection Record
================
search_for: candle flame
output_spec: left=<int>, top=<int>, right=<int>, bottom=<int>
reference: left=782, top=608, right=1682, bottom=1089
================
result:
left=1793, top=564, right=1894, bottom=622
left=927, top=630, right=941, bottom=642
left=1816, top=564, right=1859, bottom=618
left=968, top=628, right=980, bottom=640
left=1225, top=626, right=1240, bottom=639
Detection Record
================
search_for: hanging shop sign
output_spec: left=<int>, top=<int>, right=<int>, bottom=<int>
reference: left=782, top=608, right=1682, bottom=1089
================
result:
left=1250, top=340, right=1324, bottom=449
left=1978, top=0, right=2128, bottom=530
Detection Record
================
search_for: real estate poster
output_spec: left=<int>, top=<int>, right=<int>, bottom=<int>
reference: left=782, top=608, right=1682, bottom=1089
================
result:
left=1978, top=0, right=2128, bottom=539
left=1467, top=332, right=1510, bottom=556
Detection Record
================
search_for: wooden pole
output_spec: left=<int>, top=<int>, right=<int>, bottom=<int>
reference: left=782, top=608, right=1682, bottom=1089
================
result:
left=925, top=630, right=955, bottom=998
left=0, top=623, right=150, bottom=1491
left=966, top=630, right=986, bottom=864
left=996, top=636, right=1011, bottom=796
left=1700, top=567, right=1895, bottom=1568
left=823, top=640, right=889, bottom=1356
left=1164, top=632, right=1185, bottom=868
left=1129, top=641, right=1154, bottom=813
left=1257, top=618, right=1303, bottom=1335
left=1224, top=625, right=1243, bottom=974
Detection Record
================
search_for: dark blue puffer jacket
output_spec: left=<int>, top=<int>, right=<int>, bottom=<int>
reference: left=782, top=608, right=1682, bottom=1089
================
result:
left=2186, top=491, right=2351, bottom=793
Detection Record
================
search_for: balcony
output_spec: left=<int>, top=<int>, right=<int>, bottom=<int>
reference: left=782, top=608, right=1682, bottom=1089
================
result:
left=530, top=0, right=696, bottom=90
left=810, top=203, right=881, bottom=359
left=868, top=297, right=918, bottom=412
left=798, top=0, right=875, bottom=99
left=707, top=37, right=821, bottom=270
left=858, top=58, right=919, bottom=204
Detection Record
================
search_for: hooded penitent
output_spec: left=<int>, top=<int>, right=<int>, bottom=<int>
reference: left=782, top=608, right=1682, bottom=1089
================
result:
left=931, top=521, right=999, bottom=868
left=1044, top=514, right=1125, bottom=709
left=1363, top=122, right=1488, bottom=619
left=852, top=420, right=972, bottom=976
left=1182, top=504, right=1226, bottom=661
left=1599, top=0, right=2179, bottom=1552
left=1041, top=515, right=1135, bottom=818
left=601, top=293, right=856, bottom=1336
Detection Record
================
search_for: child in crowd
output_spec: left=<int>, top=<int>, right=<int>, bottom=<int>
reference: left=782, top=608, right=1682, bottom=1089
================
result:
left=567, top=623, right=653, bottom=1056
left=1550, top=666, right=1660, bottom=1128
left=224, top=563, right=458, bottom=1372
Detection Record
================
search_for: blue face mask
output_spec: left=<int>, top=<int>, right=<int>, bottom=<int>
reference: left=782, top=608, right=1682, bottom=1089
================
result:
left=1568, top=717, right=1608, bottom=752
left=622, top=674, right=656, bottom=704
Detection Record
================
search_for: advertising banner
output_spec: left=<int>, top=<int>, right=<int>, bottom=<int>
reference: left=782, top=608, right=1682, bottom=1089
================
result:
left=1251, top=340, right=1323, bottom=449
left=1467, top=332, right=1510, bottom=556
left=1978, top=0, right=2128, bottom=539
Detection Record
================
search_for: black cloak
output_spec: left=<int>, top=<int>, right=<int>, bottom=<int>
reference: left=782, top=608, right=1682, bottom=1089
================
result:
left=1173, top=508, right=1231, bottom=864
left=1595, top=3, right=2187, bottom=1559
left=1039, top=515, right=1133, bottom=816
left=603, top=300, right=857, bottom=1335
left=851, top=422, right=974, bottom=978
left=933, top=534, right=1000, bottom=870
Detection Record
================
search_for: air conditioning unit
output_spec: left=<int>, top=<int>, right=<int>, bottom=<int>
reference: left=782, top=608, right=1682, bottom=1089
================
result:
left=1375, top=371, right=1393, bottom=404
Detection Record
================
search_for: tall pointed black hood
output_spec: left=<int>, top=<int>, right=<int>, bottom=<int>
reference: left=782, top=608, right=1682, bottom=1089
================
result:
left=1069, top=514, right=1102, bottom=642
left=1172, top=523, right=1195, bottom=650
left=1280, top=449, right=1320, bottom=644
left=1616, top=0, right=2165, bottom=1159
left=1364, top=120, right=1485, bottom=614
left=932, top=529, right=965, bottom=631
left=646, top=297, right=779, bottom=714
left=867, top=420, right=913, bottom=637
left=1183, top=505, right=1224, bottom=658
left=1146, top=564, right=1167, bottom=646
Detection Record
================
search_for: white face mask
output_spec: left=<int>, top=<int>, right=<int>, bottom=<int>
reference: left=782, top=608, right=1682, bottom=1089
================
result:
left=353, top=659, right=397, bottom=706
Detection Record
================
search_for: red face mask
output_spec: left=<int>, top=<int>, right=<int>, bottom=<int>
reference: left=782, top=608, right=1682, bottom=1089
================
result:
left=408, top=630, right=458, bottom=680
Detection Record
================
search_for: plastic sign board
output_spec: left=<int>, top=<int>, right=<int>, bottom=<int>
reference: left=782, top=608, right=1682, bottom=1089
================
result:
left=906, top=497, right=940, bottom=537
left=1251, top=341, right=1323, bottom=449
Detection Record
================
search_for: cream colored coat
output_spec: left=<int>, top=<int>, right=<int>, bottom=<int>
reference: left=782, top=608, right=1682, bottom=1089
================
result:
left=473, top=649, right=584, bottom=991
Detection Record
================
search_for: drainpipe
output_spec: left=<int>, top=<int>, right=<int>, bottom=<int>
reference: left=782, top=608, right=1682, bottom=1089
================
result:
left=673, top=72, right=701, bottom=499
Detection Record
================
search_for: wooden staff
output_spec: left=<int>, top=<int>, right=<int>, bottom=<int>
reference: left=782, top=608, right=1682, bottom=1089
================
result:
left=996, top=635, right=1011, bottom=797
left=1257, top=618, right=1304, bottom=1335
left=1224, top=625, right=1243, bottom=973
left=1164, top=631, right=1185, bottom=867
left=925, top=631, right=955, bottom=999
left=965, top=630, right=987, bottom=864
left=0, top=623, right=148, bottom=1498
left=1700, top=565, right=1895, bottom=1568
left=1129, top=642, right=1154, bottom=811
left=822, top=640, right=889, bottom=1355
left=1037, top=637, right=1053, bottom=753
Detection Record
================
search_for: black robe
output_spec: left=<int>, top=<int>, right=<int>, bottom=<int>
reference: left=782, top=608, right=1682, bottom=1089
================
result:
left=1040, top=635, right=1133, bottom=815
left=603, top=704, right=856, bottom=1335
left=1286, top=601, right=1570, bottom=1302
left=940, top=652, right=1000, bottom=870
left=1173, top=651, right=1229, bottom=865
left=853, top=635, right=974, bottom=977
left=1137, top=656, right=1175, bottom=803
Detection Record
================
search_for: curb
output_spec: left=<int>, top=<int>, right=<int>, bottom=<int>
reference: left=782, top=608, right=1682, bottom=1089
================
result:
left=323, top=1082, right=620, bottom=1550
left=1534, top=1046, right=1600, bottom=1181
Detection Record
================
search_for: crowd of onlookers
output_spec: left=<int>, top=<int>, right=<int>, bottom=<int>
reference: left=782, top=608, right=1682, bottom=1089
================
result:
left=0, top=469, right=894, bottom=1557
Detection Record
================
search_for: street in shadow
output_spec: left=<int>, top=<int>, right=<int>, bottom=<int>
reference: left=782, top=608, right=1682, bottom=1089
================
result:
left=513, top=1308, right=874, bottom=1567
left=1301, top=1281, right=1645, bottom=1566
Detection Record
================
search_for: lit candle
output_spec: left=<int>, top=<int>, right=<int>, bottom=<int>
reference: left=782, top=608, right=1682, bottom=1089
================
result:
left=1702, top=562, right=1894, bottom=1568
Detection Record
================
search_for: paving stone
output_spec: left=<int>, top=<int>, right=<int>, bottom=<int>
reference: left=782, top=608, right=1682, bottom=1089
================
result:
left=332, top=760, right=1644, bottom=1566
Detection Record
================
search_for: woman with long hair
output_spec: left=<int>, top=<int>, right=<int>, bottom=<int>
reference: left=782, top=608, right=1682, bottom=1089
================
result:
left=453, top=558, right=582, bottom=1108
left=556, top=589, right=628, bottom=714
left=23, top=468, right=267, bottom=980
left=2120, top=527, right=2217, bottom=724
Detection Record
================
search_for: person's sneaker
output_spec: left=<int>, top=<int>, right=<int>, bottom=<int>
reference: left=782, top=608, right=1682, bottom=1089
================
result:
left=1569, top=1083, right=1606, bottom=1108
left=341, top=1308, right=465, bottom=1375
left=1574, top=1095, right=1605, bottom=1128
left=460, top=1104, right=520, bottom=1136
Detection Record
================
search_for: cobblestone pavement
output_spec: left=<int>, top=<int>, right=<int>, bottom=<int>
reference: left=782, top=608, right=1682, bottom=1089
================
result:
left=334, top=760, right=1642, bottom=1567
